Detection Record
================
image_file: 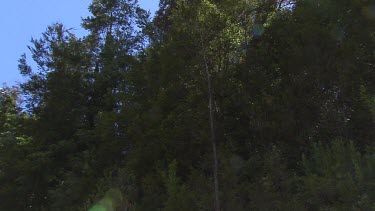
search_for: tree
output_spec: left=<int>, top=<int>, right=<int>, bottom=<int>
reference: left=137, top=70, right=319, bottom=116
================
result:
left=2, top=0, right=375, bottom=210
left=0, top=85, right=33, bottom=210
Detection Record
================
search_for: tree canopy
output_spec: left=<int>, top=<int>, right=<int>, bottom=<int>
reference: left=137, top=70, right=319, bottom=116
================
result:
left=1, top=0, right=374, bottom=210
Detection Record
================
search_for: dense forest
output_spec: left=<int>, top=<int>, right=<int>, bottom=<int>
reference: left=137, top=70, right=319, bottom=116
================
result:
left=1, top=0, right=374, bottom=210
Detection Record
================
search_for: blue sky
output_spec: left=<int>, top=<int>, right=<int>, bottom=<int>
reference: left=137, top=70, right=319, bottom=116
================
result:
left=0, top=0, right=158, bottom=86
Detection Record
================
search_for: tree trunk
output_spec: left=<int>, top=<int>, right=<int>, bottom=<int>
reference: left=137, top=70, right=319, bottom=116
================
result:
left=202, top=46, right=220, bottom=211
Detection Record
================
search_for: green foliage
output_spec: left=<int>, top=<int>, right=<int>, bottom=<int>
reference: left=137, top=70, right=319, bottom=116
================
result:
left=163, top=160, right=194, bottom=211
left=301, top=140, right=375, bottom=210
left=0, top=85, right=34, bottom=210
left=1, top=0, right=375, bottom=210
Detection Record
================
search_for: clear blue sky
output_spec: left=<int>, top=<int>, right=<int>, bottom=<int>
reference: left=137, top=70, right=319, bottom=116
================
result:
left=0, top=0, right=158, bottom=86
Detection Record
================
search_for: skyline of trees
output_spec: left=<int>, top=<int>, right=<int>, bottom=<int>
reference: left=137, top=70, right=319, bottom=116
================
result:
left=1, top=0, right=374, bottom=210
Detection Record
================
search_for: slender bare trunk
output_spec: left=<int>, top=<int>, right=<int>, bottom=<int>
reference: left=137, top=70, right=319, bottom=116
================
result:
left=202, top=42, right=220, bottom=211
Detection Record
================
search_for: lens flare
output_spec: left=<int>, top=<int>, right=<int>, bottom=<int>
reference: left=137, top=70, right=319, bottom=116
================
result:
left=89, top=198, right=114, bottom=211
left=89, top=188, right=123, bottom=211
left=332, top=26, right=345, bottom=42
left=90, top=204, right=110, bottom=211
left=252, top=24, right=265, bottom=37
left=363, top=4, right=375, bottom=20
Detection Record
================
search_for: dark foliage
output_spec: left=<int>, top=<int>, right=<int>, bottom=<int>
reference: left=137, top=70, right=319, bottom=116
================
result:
left=1, top=0, right=374, bottom=210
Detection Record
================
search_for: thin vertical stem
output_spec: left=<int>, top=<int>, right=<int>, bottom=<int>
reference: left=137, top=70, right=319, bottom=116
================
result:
left=200, top=31, right=220, bottom=211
